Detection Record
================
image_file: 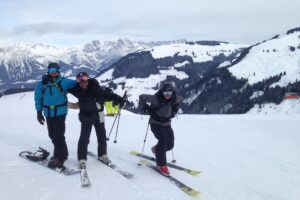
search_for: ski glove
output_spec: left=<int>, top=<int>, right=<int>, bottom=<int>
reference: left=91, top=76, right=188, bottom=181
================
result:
left=37, top=111, right=45, bottom=125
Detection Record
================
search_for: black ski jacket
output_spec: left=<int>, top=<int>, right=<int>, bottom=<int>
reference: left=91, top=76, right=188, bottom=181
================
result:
left=139, top=90, right=182, bottom=126
left=68, top=78, right=123, bottom=124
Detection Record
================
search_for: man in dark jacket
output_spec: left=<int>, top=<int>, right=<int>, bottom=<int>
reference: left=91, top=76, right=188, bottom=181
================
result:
left=139, top=82, right=182, bottom=176
left=68, top=72, right=125, bottom=169
left=34, top=62, right=77, bottom=169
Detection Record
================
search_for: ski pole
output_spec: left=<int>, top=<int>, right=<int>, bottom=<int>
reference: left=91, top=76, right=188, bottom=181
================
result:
left=107, top=111, right=119, bottom=141
left=171, top=149, right=176, bottom=163
left=138, top=120, right=150, bottom=166
left=113, top=109, right=122, bottom=143
left=107, top=91, right=127, bottom=141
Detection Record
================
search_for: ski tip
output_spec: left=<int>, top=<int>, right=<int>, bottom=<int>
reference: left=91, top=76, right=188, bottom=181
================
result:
left=129, top=150, right=139, bottom=155
left=18, top=151, right=32, bottom=156
left=81, top=183, right=91, bottom=187
left=186, top=190, right=201, bottom=197
left=187, top=170, right=202, bottom=176
left=139, top=159, right=149, bottom=165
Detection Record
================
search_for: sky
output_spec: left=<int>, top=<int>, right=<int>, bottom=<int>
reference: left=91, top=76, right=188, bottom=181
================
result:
left=0, top=0, right=299, bottom=46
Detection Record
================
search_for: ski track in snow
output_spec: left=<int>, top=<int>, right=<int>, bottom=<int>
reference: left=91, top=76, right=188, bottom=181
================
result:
left=0, top=92, right=300, bottom=200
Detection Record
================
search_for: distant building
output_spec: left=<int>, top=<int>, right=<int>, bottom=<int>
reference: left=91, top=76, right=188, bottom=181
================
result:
left=284, top=92, right=300, bottom=100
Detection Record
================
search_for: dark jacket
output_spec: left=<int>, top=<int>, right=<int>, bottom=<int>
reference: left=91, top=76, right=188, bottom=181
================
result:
left=139, top=90, right=182, bottom=126
left=68, top=78, right=123, bottom=124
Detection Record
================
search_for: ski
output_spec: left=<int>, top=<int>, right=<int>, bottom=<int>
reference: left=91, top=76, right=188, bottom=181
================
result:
left=80, top=167, right=91, bottom=187
left=130, top=150, right=201, bottom=176
left=140, top=160, right=200, bottom=197
left=87, top=152, right=134, bottom=179
left=19, top=151, right=80, bottom=176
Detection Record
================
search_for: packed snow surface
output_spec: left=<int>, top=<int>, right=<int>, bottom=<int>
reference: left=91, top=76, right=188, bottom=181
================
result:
left=0, top=92, right=299, bottom=200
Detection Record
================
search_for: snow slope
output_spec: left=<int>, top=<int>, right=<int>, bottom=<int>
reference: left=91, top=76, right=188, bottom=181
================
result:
left=0, top=92, right=300, bottom=200
left=148, top=42, right=247, bottom=63
left=248, top=98, right=300, bottom=114
left=229, top=31, right=300, bottom=86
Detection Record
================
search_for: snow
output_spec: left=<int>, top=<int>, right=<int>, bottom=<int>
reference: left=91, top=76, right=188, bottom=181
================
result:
left=229, top=32, right=300, bottom=86
left=0, top=39, right=164, bottom=83
left=148, top=43, right=247, bottom=63
left=0, top=92, right=300, bottom=200
left=174, top=61, right=190, bottom=68
left=248, top=98, right=300, bottom=114
left=97, top=69, right=114, bottom=82
left=97, top=69, right=189, bottom=107
left=250, top=91, right=264, bottom=99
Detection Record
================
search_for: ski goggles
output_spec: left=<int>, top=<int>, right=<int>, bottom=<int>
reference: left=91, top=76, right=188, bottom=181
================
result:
left=163, top=91, right=173, bottom=96
left=47, top=67, right=59, bottom=73
left=76, top=75, right=89, bottom=83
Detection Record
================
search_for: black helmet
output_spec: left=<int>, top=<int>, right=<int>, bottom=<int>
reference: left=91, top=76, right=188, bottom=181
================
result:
left=160, top=82, right=174, bottom=92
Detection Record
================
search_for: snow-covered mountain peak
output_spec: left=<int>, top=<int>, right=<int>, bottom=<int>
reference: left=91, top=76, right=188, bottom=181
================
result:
left=229, top=28, right=300, bottom=86
left=0, top=39, right=173, bottom=88
left=142, top=42, right=248, bottom=63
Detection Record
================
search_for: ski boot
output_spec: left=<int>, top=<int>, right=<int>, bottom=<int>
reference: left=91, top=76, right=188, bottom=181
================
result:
left=157, top=165, right=170, bottom=176
left=78, top=159, right=87, bottom=169
left=99, top=154, right=111, bottom=165
left=48, top=158, right=65, bottom=170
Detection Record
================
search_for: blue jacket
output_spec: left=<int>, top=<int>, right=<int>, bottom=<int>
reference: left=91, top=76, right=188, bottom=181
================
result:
left=34, top=76, right=76, bottom=118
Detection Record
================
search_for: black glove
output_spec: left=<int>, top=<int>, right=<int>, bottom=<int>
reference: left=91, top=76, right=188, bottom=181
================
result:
left=37, top=111, right=45, bottom=125
left=170, top=107, right=179, bottom=118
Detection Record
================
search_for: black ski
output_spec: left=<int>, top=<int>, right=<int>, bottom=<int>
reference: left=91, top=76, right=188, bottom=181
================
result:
left=140, top=160, right=200, bottom=197
left=130, top=150, right=201, bottom=176
left=87, top=152, right=134, bottom=179
left=19, top=151, right=80, bottom=176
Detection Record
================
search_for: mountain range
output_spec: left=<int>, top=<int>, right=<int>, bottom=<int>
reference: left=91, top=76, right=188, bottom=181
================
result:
left=1, top=27, right=300, bottom=114
left=96, top=27, right=300, bottom=114
left=0, top=39, right=183, bottom=91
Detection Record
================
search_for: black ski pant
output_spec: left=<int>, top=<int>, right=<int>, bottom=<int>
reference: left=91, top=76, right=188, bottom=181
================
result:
left=150, top=123, right=174, bottom=166
left=78, top=122, right=107, bottom=160
left=46, top=115, right=68, bottom=162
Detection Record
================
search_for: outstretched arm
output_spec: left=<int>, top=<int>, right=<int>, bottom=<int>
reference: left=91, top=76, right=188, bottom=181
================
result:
left=34, top=82, right=43, bottom=112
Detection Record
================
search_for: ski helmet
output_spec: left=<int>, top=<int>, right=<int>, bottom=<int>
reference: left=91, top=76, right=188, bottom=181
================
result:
left=160, top=82, right=175, bottom=92
left=47, top=62, right=60, bottom=73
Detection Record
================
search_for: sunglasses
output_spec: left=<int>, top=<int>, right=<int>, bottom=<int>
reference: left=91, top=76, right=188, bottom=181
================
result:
left=76, top=75, right=89, bottom=83
left=163, top=91, right=173, bottom=96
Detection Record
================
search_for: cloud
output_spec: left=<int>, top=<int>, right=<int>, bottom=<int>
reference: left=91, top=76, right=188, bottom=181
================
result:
left=0, top=22, right=122, bottom=37
left=0, top=0, right=300, bottom=45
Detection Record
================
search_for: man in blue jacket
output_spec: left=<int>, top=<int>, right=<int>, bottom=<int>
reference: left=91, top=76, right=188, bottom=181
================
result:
left=34, top=63, right=76, bottom=169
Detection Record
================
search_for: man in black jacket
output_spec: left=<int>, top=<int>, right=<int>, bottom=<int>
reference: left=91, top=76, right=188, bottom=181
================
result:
left=139, top=82, right=182, bottom=176
left=68, top=72, right=125, bottom=168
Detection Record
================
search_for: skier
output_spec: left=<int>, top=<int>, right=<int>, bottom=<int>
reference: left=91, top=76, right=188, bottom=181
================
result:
left=68, top=72, right=125, bottom=168
left=34, top=62, right=77, bottom=169
left=139, top=82, right=182, bottom=176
